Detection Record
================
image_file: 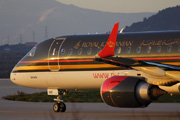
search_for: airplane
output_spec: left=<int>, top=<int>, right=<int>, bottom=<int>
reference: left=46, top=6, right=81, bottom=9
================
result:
left=10, top=22, right=180, bottom=112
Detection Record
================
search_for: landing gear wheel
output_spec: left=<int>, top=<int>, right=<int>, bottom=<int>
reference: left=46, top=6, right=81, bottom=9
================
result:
left=53, top=102, right=60, bottom=112
left=53, top=102, right=66, bottom=112
left=59, top=102, right=66, bottom=112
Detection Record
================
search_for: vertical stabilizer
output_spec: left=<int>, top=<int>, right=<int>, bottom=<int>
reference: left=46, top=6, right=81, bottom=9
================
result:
left=95, top=22, right=119, bottom=58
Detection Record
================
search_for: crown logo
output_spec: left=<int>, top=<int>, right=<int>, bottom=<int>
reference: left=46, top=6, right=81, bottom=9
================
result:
left=107, top=41, right=115, bottom=48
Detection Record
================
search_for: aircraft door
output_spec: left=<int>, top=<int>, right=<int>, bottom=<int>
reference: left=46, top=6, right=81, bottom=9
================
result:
left=48, top=38, right=66, bottom=71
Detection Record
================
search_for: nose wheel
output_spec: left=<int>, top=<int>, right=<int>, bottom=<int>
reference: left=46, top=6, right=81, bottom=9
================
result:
left=53, top=90, right=67, bottom=112
left=53, top=102, right=66, bottom=112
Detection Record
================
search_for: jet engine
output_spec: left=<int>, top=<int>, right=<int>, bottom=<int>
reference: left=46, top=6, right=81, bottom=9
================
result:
left=100, top=76, right=166, bottom=108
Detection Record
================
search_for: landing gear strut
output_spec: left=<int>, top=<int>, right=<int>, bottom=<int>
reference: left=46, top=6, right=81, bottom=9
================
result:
left=53, top=90, right=67, bottom=112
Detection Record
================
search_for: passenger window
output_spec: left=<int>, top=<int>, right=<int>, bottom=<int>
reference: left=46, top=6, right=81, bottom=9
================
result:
left=60, top=49, right=65, bottom=55
left=146, top=46, right=151, bottom=53
left=97, top=48, right=101, bottom=54
left=27, top=47, right=36, bottom=57
left=116, top=47, right=121, bottom=54
left=87, top=48, right=92, bottom=55
left=68, top=49, right=73, bottom=55
left=78, top=48, right=82, bottom=55
left=167, top=46, right=172, bottom=52
left=178, top=46, right=180, bottom=52
left=157, top=46, right=161, bottom=53
left=136, top=47, right=141, bottom=53
left=127, top=47, right=131, bottom=54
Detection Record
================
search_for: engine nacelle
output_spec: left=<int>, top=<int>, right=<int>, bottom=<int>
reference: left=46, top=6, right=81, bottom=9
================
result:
left=100, top=76, right=166, bottom=108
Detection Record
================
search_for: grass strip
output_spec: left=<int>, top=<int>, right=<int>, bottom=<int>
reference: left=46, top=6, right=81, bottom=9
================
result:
left=3, top=90, right=103, bottom=102
left=2, top=90, right=180, bottom=103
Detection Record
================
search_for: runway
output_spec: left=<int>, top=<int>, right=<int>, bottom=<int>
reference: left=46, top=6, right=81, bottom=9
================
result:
left=0, top=79, right=180, bottom=120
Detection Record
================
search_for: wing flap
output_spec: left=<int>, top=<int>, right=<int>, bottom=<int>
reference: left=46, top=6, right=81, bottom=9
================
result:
left=133, top=67, right=165, bottom=76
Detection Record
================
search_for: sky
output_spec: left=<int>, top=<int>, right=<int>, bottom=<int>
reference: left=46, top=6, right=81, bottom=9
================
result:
left=56, top=0, right=180, bottom=13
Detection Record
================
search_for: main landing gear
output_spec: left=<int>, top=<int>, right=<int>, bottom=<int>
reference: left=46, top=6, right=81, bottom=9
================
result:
left=53, top=90, right=67, bottom=112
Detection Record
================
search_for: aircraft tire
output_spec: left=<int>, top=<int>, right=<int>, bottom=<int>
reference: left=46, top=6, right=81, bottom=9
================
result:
left=53, top=102, right=66, bottom=112
left=59, top=102, right=66, bottom=112
left=53, top=102, right=60, bottom=112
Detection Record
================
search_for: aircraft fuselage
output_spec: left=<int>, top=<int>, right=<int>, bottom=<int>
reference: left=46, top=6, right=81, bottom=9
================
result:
left=10, top=31, right=180, bottom=90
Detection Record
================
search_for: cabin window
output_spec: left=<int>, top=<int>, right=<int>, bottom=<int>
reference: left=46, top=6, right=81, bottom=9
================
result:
left=27, top=47, right=36, bottom=57
left=97, top=48, right=101, bottom=54
left=178, top=46, right=180, bottom=52
left=60, top=49, right=65, bottom=55
left=146, top=46, right=151, bottom=53
left=167, top=46, right=172, bottom=52
left=68, top=49, right=73, bottom=55
left=136, top=47, right=141, bottom=53
left=78, top=48, right=82, bottom=55
left=116, top=47, right=121, bottom=54
left=87, top=48, right=92, bottom=55
left=127, top=47, right=131, bottom=54
left=157, top=46, right=161, bottom=53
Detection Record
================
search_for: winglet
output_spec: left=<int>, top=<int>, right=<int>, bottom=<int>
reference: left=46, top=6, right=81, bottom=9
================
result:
left=95, top=22, right=119, bottom=58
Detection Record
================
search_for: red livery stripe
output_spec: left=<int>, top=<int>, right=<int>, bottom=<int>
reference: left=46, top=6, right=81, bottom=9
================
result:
left=59, top=59, right=93, bottom=62
left=19, top=57, right=180, bottom=64
left=19, top=59, right=94, bottom=63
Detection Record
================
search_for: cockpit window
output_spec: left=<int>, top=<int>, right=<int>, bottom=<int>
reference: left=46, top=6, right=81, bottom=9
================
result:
left=27, top=47, right=36, bottom=57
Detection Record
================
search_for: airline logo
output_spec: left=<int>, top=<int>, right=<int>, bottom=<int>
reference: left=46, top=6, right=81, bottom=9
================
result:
left=107, top=41, right=115, bottom=48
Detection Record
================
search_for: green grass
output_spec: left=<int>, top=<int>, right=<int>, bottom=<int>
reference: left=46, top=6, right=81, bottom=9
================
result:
left=2, top=90, right=180, bottom=103
left=154, top=94, right=180, bottom=103
left=3, top=90, right=103, bottom=102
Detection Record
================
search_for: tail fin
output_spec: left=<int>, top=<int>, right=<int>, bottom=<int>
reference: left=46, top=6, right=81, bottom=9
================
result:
left=95, top=22, right=119, bottom=58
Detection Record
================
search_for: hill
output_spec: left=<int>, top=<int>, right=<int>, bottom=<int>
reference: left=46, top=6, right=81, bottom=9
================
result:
left=0, top=0, right=153, bottom=45
left=124, top=6, right=180, bottom=32
left=0, top=44, right=32, bottom=78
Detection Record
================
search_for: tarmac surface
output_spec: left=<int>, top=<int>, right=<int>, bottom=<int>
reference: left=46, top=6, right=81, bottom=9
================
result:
left=0, top=79, right=180, bottom=120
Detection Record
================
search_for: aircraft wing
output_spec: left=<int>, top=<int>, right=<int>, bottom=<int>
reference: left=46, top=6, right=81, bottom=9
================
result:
left=94, top=56, right=180, bottom=71
left=94, top=22, right=180, bottom=86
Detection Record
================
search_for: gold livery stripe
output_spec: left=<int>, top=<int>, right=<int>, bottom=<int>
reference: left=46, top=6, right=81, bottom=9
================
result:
left=14, top=66, right=49, bottom=71
left=14, top=64, right=119, bottom=71
left=162, top=62, right=180, bottom=66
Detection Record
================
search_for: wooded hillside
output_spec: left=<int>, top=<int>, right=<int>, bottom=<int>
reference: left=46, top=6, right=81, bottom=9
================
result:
left=124, top=6, right=180, bottom=32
